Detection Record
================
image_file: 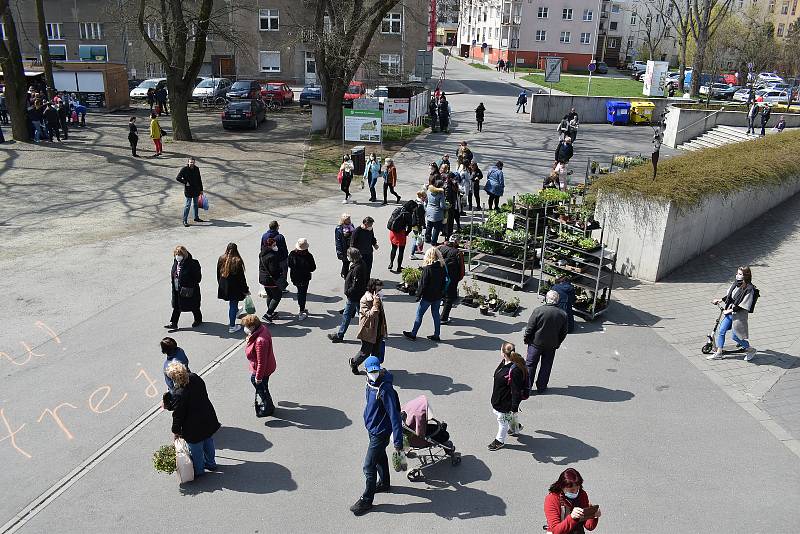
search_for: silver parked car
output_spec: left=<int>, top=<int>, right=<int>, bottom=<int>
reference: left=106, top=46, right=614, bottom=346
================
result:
left=192, top=78, right=232, bottom=100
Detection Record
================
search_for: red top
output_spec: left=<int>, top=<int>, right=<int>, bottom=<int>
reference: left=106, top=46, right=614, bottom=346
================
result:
left=245, top=324, right=276, bottom=379
left=544, top=490, right=599, bottom=534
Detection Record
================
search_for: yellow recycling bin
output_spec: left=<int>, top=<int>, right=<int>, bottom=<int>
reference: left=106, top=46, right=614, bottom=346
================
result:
left=629, top=101, right=656, bottom=124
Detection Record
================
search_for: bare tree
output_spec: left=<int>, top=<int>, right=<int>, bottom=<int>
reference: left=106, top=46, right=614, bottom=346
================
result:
left=688, top=0, right=733, bottom=97
left=306, top=0, right=402, bottom=139
left=721, top=8, right=775, bottom=91
left=34, top=0, right=55, bottom=99
left=0, top=0, right=30, bottom=141
left=632, top=0, right=671, bottom=61
left=668, top=0, right=691, bottom=92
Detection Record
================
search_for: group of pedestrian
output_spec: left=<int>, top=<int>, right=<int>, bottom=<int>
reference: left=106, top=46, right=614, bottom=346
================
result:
left=496, top=58, right=510, bottom=73
left=147, top=86, right=169, bottom=116
left=428, top=92, right=451, bottom=133
left=22, top=87, right=85, bottom=143
left=338, top=152, right=402, bottom=206
left=746, top=102, right=781, bottom=136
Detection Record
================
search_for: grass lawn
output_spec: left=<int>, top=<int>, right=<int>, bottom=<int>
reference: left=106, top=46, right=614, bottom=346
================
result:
left=469, top=62, right=492, bottom=70
left=523, top=73, right=647, bottom=97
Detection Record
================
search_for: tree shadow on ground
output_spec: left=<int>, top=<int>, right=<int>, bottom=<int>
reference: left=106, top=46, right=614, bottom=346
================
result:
left=264, top=400, right=352, bottom=430
left=504, top=429, right=599, bottom=465
left=214, top=426, right=272, bottom=453
left=543, top=385, right=634, bottom=402
left=180, top=458, right=296, bottom=495
left=391, top=369, right=472, bottom=396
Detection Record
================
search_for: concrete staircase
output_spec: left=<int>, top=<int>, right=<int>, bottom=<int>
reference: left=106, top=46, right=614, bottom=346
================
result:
left=678, top=125, right=758, bottom=151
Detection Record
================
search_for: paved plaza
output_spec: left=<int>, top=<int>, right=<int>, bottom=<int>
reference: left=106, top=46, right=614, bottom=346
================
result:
left=0, top=54, right=798, bottom=533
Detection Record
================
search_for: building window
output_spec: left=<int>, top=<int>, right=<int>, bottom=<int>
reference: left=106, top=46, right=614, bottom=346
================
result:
left=562, top=8, right=573, bottom=19
left=793, top=0, right=798, bottom=14
left=781, top=1, right=789, bottom=12
left=608, top=38, right=617, bottom=48
left=560, top=31, right=571, bottom=43
left=259, top=50, right=280, bottom=72
left=583, top=9, right=593, bottom=20
left=145, top=22, right=163, bottom=41
left=611, top=4, right=620, bottom=12
left=580, top=32, right=591, bottom=44
left=46, top=23, right=63, bottom=40
left=259, top=9, right=279, bottom=31
left=768, top=0, right=775, bottom=11
left=382, top=13, right=402, bottom=34
left=42, top=44, right=67, bottom=61
left=79, top=44, right=107, bottom=61
left=778, top=22, right=785, bottom=35
left=630, top=13, right=636, bottom=24
left=536, top=29, right=547, bottom=41
left=610, top=21, right=617, bottom=30
left=627, top=36, right=634, bottom=49
left=379, top=53, right=401, bottom=75
left=79, top=22, right=102, bottom=40
left=537, top=7, right=548, bottom=18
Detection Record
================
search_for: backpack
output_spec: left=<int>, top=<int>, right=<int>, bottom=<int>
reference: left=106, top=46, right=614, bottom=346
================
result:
left=750, top=286, right=760, bottom=313
left=506, top=364, right=530, bottom=401
left=387, top=206, right=407, bottom=232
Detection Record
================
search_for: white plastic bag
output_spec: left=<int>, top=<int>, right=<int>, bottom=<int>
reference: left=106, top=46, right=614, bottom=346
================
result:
left=174, top=438, right=195, bottom=484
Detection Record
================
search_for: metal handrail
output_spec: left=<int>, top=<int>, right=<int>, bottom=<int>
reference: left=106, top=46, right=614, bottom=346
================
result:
left=676, top=106, right=726, bottom=136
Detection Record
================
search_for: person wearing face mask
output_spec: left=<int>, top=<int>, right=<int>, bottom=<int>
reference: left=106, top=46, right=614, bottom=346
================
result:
left=241, top=314, right=277, bottom=417
left=351, top=279, right=388, bottom=374
left=350, top=356, right=404, bottom=516
left=160, top=337, right=189, bottom=393
left=488, top=342, right=528, bottom=451
left=363, top=153, right=382, bottom=203
left=259, top=238, right=283, bottom=322
left=707, top=266, right=757, bottom=361
left=335, top=213, right=355, bottom=278
left=165, top=245, right=203, bottom=330
left=217, top=242, right=249, bottom=333
left=544, top=468, right=601, bottom=533
left=288, top=238, right=316, bottom=321
left=350, top=216, right=379, bottom=277
left=409, top=191, right=427, bottom=261
left=328, top=248, right=368, bottom=343
left=403, top=247, right=446, bottom=342
left=176, top=157, right=204, bottom=227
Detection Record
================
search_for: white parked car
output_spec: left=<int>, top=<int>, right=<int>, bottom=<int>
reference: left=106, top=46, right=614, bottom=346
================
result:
left=372, top=86, right=388, bottom=106
left=756, top=72, right=784, bottom=84
left=732, top=88, right=752, bottom=102
left=192, top=77, right=232, bottom=100
left=759, top=89, right=789, bottom=104
left=130, top=78, right=166, bottom=99
left=628, top=60, right=647, bottom=73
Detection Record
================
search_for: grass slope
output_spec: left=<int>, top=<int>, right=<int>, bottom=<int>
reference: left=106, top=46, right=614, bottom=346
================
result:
left=523, top=73, right=647, bottom=97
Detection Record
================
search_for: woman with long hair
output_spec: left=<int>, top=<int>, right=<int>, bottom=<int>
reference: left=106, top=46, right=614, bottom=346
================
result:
left=488, top=342, right=528, bottom=451
left=544, top=468, right=601, bottom=533
left=381, top=157, right=401, bottom=205
left=708, top=265, right=757, bottom=361
left=339, top=154, right=354, bottom=204
left=217, top=242, right=249, bottom=333
left=403, top=247, right=446, bottom=342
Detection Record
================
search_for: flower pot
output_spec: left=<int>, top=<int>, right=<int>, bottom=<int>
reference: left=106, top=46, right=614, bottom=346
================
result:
left=479, top=305, right=490, bottom=316
left=499, top=308, right=518, bottom=317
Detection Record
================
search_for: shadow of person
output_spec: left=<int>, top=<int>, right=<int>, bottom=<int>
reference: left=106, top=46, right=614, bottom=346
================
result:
left=180, top=458, right=296, bottom=495
left=750, top=349, right=800, bottom=370
left=214, top=426, right=272, bottom=453
left=374, top=483, right=506, bottom=519
left=544, top=385, right=634, bottom=402
left=264, top=400, right=352, bottom=430
left=392, top=369, right=473, bottom=396
left=207, top=219, right=252, bottom=228
left=506, top=429, right=599, bottom=465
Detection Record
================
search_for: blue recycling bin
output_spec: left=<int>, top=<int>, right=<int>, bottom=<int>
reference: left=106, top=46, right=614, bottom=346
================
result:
left=606, top=101, right=631, bottom=125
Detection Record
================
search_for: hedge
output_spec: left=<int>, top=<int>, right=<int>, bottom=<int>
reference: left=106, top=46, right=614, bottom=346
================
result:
left=590, top=130, right=800, bottom=208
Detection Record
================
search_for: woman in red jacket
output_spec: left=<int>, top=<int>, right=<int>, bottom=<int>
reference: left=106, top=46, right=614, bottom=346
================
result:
left=242, top=314, right=277, bottom=417
left=544, top=468, right=601, bottom=533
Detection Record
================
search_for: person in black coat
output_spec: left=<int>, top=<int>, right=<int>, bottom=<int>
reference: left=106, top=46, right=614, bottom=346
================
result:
left=217, top=242, right=249, bottom=333
left=56, top=102, right=69, bottom=140
left=428, top=97, right=439, bottom=132
left=475, top=102, right=486, bottom=132
left=439, top=235, right=465, bottom=324
left=403, top=247, right=446, bottom=342
left=166, top=246, right=202, bottom=329
left=488, top=342, right=528, bottom=451
left=554, top=138, right=574, bottom=165
left=523, top=290, right=569, bottom=393
left=177, top=157, right=204, bottom=227
left=43, top=103, right=61, bottom=142
left=329, top=248, right=367, bottom=343
left=437, top=96, right=450, bottom=133
left=288, top=238, right=317, bottom=320
left=259, top=238, right=283, bottom=321
left=128, top=117, right=139, bottom=157
left=350, top=216, right=378, bottom=277
left=163, top=362, right=220, bottom=478
left=443, top=172, right=461, bottom=238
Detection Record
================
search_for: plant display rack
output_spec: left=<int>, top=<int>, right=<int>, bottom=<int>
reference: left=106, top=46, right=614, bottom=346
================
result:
left=538, top=212, right=618, bottom=321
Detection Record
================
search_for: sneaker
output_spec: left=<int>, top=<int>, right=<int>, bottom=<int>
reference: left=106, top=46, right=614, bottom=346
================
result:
left=349, top=498, right=373, bottom=516
left=191, top=321, right=203, bottom=328
left=183, top=222, right=190, bottom=227
left=194, top=218, right=205, bottom=223
left=427, top=335, right=441, bottom=342
left=440, top=318, right=451, bottom=325
left=262, top=312, right=271, bottom=322
left=328, top=333, right=344, bottom=343
left=228, top=325, right=242, bottom=334
left=403, top=331, right=417, bottom=341
left=706, top=349, right=723, bottom=360
left=299, top=311, right=308, bottom=321
left=349, top=358, right=360, bottom=375
left=487, top=439, right=505, bottom=451
left=342, top=199, right=348, bottom=204
left=743, top=347, right=757, bottom=361
left=163, top=323, right=177, bottom=330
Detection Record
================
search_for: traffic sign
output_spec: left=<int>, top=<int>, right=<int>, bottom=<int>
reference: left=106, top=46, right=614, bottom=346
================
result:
left=588, top=62, right=597, bottom=72
left=545, top=57, right=562, bottom=83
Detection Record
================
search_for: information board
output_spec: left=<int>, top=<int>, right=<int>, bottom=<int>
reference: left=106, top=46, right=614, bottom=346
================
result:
left=344, top=109, right=382, bottom=143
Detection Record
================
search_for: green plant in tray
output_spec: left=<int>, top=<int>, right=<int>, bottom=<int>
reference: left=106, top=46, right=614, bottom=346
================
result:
left=153, top=444, right=177, bottom=474
left=577, top=237, right=599, bottom=250
left=539, top=188, right=571, bottom=204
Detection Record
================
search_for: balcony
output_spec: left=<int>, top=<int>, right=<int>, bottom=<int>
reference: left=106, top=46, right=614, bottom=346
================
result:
left=501, top=15, right=522, bottom=25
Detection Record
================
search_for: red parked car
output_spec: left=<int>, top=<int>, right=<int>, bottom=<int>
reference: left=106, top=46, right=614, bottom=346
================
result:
left=260, top=82, right=294, bottom=105
left=344, top=81, right=366, bottom=101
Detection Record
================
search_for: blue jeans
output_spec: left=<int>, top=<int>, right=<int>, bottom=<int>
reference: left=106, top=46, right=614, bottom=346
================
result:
left=187, top=437, right=216, bottom=477
left=183, top=196, right=199, bottom=223
left=228, top=300, right=239, bottom=327
left=337, top=298, right=358, bottom=338
left=717, top=313, right=749, bottom=349
left=411, top=298, right=441, bottom=337
left=361, top=432, right=390, bottom=503
left=31, top=121, right=42, bottom=142
left=425, top=220, right=443, bottom=244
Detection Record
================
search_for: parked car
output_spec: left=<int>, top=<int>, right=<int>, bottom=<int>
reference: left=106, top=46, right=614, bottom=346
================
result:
left=628, top=60, right=647, bottom=74
left=299, top=85, right=323, bottom=106
left=589, top=61, right=608, bottom=74
left=699, top=83, right=739, bottom=99
left=344, top=81, right=367, bottom=101
left=732, top=88, right=754, bottom=102
left=759, top=89, right=789, bottom=104
left=130, top=78, right=166, bottom=99
left=260, top=82, right=294, bottom=104
left=226, top=80, right=261, bottom=100
left=192, top=77, right=232, bottom=100
left=221, top=99, right=266, bottom=129
left=757, top=72, right=785, bottom=84
left=128, top=79, right=143, bottom=91
left=372, top=85, right=389, bottom=105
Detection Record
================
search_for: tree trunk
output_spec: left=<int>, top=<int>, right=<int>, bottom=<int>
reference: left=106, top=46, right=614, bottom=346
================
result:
left=34, top=0, right=56, bottom=99
left=678, top=44, right=687, bottom=93
left=0, top=2, right=30, bottom=141
left=325, top=87, right=347, bottom=139
left=168, top=79, right=192, bottom=141
left=690, top=35, right=707, bottom=98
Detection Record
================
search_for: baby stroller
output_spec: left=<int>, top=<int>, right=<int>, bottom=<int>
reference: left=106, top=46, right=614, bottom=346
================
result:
left=401, top=395, right=460, bottom=482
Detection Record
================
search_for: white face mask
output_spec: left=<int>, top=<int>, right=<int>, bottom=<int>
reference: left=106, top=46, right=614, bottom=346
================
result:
left=271, top=246, right=279, bottom=252
left=243, top=326, right=252, bottom=335
left=735, top=274, right=744, bottom=281
left=376, top=290, right=384, bottom=299
left=175, top=255, right=184, bottom=262
left=367, top=371, right=380, bottom=382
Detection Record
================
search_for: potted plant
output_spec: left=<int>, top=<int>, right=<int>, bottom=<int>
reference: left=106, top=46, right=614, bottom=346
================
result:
left=478, top=296, right=490, bottom=315
left=401, top=267, right=421, bottom=294
left=590, top=160, right=598, bottom=174
left=153, top=444, right=177, bottom=475
left=499, top=296, right=520, bottom=317
left=487, top=286, right=498, bottom=309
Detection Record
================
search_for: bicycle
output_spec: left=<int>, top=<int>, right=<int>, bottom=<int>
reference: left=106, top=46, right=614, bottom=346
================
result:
left=262, top=95, right=282, bottom=112
left=199, top=95, right=228, bottom=109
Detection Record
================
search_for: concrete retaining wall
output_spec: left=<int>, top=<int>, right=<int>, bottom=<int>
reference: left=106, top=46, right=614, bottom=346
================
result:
left=595, top=179, right=800, bottom=281
left=530, top=94, right=687, bottom=124
left=663, top=105, right=800, bottom=147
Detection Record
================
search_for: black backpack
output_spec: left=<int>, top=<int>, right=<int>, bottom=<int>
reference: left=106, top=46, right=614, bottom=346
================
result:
left=750, top=286, right=760, bottom=313
left=387, top=207, right=407, bottom=232
left=506, top=364, right=530, bottom=401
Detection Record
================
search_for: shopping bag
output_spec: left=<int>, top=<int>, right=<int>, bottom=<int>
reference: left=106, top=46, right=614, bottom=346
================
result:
left=198, top=193, right=209, bottom=210
left=391, top=450, right=408, bottom=472
left=174, top=438, right=195, bottom=484
left=244, top=294, right=256, bottom=314
left=337, top=169, right=343, bottom=184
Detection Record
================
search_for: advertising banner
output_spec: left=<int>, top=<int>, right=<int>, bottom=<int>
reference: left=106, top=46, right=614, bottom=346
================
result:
left=383, top=98, right=410, bottom=124
left=643, top=61, right=669, bottom=97
left=344, top=109, right=382, bottom=143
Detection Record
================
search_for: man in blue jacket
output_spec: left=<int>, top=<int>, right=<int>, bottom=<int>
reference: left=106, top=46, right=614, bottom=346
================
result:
left=261, top=220, right=289, bottom=289
left=350, top=356, right=404, bottom=516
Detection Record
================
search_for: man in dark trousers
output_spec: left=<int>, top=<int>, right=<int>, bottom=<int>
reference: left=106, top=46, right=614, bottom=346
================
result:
left=261, top=220, right=289, bottom=289
left=554, top=137, right=574, bottom=166
left=523, top=290, right=568, bottom=393
left=176, top=157, right=204, bottom=227
left=329, top=248, right=368, bottom=343
left=746, top=102, right=760, bottom=135
left=350, top=216, right=379, bottom=276
left=516, top=91, right=528, bottom=113
left=350, top=356, right=404, bottom=516
left=439, top=234, right=465, bottom=324
left=760, top=103, right=772, bottom=136
left=43, top=103, right=61, bottom=142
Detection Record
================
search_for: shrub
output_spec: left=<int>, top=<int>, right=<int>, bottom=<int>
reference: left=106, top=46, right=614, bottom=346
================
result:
left=591, top=130, right=800, bottom=208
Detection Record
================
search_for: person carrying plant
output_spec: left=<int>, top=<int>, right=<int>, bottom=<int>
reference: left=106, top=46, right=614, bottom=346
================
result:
left=409, top=191, right=427, bottom=260
left=439, top=234, right=465, bottom=325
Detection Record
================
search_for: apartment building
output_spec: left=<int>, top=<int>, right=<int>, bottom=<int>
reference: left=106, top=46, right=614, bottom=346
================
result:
left=619, top=0, right=679, bottom=67
left=458, top=0, right=602, bottom=70
left=768, top=0, right=798, bottom=38
left=3, top=0, right=430, bottom=86
left=437, top=0, right=461, bottom=45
